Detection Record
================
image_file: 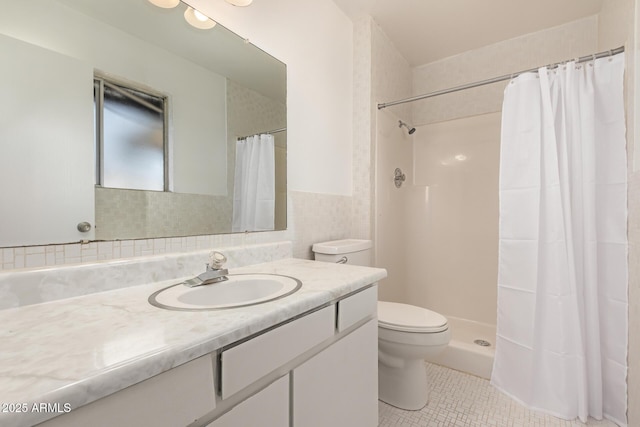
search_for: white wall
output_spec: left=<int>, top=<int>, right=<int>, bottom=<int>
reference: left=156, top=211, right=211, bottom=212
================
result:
left=185, top=0, right=354, bottom=196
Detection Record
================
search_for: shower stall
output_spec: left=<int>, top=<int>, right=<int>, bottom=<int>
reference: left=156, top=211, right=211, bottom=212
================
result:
left=374, top=44, right=627, bottom=384
left=375, top=108, right=500, bottom=379
left=373, top=41, right=628, bottom=423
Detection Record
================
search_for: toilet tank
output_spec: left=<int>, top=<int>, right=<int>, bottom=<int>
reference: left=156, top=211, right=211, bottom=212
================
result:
left=312, top=239, right=372, bottom=267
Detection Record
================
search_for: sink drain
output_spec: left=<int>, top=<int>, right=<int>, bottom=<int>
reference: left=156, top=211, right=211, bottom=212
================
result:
left=474, top=339, right=491, bottom=347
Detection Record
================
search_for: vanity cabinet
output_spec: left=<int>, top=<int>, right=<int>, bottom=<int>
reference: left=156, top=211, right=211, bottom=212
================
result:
left=37, top=285, right=378, bottom=427
left=209, top=286, right=378, bottom=427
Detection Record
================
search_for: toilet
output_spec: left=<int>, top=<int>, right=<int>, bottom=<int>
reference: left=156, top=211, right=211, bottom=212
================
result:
left=312, top=239, right=451, bottom=410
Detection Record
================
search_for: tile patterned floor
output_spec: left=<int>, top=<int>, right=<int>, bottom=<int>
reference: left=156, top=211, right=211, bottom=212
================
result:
left=378, top=363, right=618, bottom=427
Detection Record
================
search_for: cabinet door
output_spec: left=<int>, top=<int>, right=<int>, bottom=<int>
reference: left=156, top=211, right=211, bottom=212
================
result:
left=208, top=375, right=289, bottom=427
left=292, top=319, right=378, bottom=427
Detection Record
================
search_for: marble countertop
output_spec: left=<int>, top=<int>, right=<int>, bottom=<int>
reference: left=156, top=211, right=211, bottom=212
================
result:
left=0, top=258, right=386, bottom=427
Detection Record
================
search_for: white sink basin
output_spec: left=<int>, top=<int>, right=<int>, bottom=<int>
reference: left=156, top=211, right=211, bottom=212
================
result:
left=149, top=273, right=302, bottom=310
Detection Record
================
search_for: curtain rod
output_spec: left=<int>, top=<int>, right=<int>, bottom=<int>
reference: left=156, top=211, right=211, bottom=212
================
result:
left=377, top=46, right=625, bottom=110
left=238, top=127, right=286, bottom=140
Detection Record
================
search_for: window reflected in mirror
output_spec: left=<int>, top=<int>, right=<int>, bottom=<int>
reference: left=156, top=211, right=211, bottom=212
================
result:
left=94, top=77, right=167, bottom=192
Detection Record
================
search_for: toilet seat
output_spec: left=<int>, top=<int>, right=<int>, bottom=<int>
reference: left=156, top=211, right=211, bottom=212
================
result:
left=378, top=301, right=448, bottom=333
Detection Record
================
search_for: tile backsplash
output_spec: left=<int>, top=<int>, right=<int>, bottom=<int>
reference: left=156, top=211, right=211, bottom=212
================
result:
left=1, top=229, right=284, bottom=271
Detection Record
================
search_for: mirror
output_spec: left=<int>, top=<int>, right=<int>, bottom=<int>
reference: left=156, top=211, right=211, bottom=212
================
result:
left=0, top=0, right=287, bottom=248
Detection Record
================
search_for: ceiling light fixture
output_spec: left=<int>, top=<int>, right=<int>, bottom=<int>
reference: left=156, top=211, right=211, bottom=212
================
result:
left=225, top=0, right=253, bottom=6
left=147, top=0, right=180, bottom=8
left=184, top=6, right=217, bottom=29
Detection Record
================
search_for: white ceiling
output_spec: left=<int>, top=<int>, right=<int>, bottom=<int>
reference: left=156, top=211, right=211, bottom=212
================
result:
left=332, top=0, right=604, bottom=66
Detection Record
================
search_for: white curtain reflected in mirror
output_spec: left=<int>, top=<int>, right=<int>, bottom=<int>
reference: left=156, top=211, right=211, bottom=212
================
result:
left=232, top=134, right=275, bottom=232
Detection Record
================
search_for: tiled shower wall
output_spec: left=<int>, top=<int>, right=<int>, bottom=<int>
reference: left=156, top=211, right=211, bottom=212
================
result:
left=0, top=190, right=351, bottom=271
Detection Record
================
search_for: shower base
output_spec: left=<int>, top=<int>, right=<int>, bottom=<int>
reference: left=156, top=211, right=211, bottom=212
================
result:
left=424, top=316, right=495, bottom=379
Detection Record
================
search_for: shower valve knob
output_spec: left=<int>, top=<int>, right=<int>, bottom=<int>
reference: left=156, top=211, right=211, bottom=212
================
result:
left=394, top=168, right=406, bottom=188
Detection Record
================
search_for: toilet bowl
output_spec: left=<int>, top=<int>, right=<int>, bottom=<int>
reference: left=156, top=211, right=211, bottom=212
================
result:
left=377, top=301, right=450, bottom=410
left=311, top=239, right=451, bottom=410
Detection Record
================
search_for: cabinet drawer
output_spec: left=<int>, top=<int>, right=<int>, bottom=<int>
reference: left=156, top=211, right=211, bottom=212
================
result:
left=221, top=305, right=334, bottom=399
left=337, top=285, right=377, bottom=332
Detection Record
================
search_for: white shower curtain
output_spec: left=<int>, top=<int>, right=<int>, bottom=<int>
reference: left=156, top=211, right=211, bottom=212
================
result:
left=232, top=134, right=275, bottom=232
left=491, top=53, right=627, bottom=425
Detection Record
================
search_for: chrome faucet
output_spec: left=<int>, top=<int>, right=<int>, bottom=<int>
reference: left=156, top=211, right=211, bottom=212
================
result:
left=181, top=251, right=229, bottom=288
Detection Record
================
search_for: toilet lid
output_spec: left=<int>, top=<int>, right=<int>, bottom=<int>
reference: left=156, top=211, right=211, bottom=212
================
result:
left=378, top=301, right=448, bottom=333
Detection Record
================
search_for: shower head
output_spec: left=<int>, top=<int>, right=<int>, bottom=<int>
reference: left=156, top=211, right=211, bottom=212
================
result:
left=398, top=120, right=416, bottom=135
